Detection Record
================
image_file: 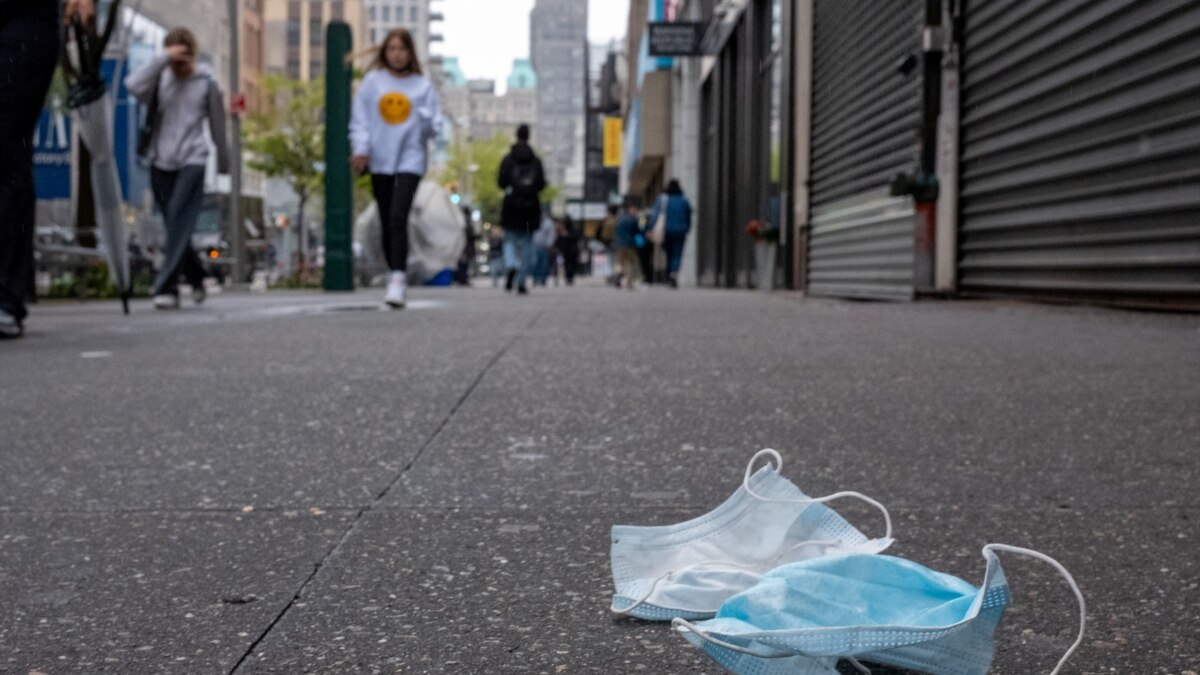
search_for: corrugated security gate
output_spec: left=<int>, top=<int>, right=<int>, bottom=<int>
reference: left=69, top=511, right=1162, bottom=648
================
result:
left=958, top=0, right=1200, bottom=306
left=807, top=0, right=924, bottom=299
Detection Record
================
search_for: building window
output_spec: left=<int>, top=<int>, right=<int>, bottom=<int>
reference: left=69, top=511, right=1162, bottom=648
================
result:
left=410, top=5, right=418, bottom=22
left=309, top=1, right=322, bottom=45
left=382, top=5, right=390, bottom=21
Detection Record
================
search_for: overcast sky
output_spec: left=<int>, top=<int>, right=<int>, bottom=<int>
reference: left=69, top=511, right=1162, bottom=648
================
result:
left=438, top=0, right=630, bottom=94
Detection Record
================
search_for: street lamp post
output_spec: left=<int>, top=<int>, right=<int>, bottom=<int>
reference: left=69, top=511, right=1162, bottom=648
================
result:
left=466, top=162, right=479, bottom=206
left=227, top=0, right=245, bottom=284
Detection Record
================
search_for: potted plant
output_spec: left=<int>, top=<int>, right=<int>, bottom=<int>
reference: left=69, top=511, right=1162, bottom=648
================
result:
left=745, top=219, right=779, bottom=292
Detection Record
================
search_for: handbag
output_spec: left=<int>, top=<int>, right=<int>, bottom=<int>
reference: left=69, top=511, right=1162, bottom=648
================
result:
left=136, top=73, right=160, bottom=158
left=647, top=195, right=667, bottom=246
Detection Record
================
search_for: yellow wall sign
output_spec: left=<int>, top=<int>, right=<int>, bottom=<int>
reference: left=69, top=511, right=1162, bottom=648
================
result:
left=603, top=116, right=623, bottom=168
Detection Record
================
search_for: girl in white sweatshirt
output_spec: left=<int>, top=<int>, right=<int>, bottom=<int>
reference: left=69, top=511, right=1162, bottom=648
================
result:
left=350, top=28, right=442, bottom=308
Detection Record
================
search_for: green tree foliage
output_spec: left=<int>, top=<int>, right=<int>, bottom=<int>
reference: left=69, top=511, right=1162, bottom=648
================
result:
left=244, top=75, right=325, bottom=267
left=439, top=134, right=561, bottom=227
left=439, top=134, right=508, bottom=227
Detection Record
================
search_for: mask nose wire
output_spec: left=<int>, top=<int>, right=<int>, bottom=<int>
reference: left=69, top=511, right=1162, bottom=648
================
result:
left=611, top=538, right=841, bottom=616
left=983, top=544, right=1087, bottom=675
left=745, top=449, right=894, bottom=542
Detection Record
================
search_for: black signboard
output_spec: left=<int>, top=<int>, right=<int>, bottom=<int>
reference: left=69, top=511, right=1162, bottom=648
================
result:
left=648, top=22, right=704, bottom=57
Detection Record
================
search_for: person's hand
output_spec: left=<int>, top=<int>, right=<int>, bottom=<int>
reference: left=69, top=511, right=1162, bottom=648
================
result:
left=64, top=0, right=96, bottom=26
left=350, top=155, right=369, bottom=174
left=166, top=44, right=192, bottom=63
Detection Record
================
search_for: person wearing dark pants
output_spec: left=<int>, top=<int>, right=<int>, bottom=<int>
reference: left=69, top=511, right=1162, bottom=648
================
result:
left=556, top=215, right=580, bottom=286
left=637, top=228, right=656, bottom=286
left=498, top=124, right=547, bottom=295
left=647, top=179, right=693, bottom=288
left=0, top=1, right=61, bottom=338
left=351, top=28, right=442, bottom=309
left=662, top=232, right=687, bottom=285
left=125, top=27, right=230, bottom=309
left=370, top=173, right=421, bottom=273
left=150, top=166, right=208, bottom=300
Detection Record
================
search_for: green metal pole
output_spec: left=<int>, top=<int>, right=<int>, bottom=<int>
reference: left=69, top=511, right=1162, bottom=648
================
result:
left=323, top=21, right=354, bottom=291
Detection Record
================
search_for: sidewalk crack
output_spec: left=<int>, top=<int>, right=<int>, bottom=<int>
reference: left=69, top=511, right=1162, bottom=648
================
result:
left=225, top=309, right=542, bottom=674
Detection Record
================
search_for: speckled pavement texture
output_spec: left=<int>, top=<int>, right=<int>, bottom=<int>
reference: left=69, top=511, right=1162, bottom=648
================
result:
left=1, top=285, right=1197, bottom=674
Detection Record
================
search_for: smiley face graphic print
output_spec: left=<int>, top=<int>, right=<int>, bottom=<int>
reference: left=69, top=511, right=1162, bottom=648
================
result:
left=379, top=92, right=413, bottom=125
left=349, top=68, right=443, bottom=175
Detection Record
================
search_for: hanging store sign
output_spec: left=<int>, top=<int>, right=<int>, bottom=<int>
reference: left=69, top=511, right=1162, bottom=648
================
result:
left=603, top=116, right=623, bottom=168
left=700, top=0, right=750, bottom=56
left=648, top=22, right=704, bottom=56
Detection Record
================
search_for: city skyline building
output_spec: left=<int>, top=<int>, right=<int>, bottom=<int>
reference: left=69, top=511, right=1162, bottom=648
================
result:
left=530, top=0, right=587, bottom=196
left=440, top=60, right=539, bottom=145
left=263, top=0, right=370, bottom=81
left=363, top=0, right=443, bottom=64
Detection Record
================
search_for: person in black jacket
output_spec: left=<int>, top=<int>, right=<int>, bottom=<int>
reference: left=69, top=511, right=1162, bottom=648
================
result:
left=0, top=0, right=81, bottom=337
left=497, top=124, right=546, bottom=295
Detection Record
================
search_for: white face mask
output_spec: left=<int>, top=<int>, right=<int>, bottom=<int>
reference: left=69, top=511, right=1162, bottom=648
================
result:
left=610, top=449, right=895, bottom=620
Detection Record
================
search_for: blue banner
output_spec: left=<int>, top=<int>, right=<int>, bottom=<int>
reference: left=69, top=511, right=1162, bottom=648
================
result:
left=33, top=106, right=72, bottom=200
left=34, top=57, right=151, bottom=204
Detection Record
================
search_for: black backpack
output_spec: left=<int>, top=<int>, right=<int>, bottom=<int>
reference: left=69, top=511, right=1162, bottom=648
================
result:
left=509, top=160, right=541, bottom=208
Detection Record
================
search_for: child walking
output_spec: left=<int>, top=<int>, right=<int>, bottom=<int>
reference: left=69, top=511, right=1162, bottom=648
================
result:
left=350, top=28, right=442, bottom=308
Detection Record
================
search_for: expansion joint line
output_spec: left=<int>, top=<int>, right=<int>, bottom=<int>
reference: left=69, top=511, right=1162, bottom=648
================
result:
left=226, top=309, right=545, bottom=674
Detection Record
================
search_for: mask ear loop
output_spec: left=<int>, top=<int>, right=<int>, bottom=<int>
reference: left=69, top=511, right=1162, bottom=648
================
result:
left=982, top=544, right=1086, bottom=675
left=743, top=448, right=894, bottom=542
left=672, top=618, right=797, bottom=659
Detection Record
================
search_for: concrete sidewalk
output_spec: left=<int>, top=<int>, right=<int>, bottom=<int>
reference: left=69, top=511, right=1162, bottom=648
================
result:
left=1, top=285, right=1197, bottom=674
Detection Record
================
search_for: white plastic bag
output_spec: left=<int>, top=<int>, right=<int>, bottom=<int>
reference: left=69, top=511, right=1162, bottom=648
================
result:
left=354, top=180, right=466, bottom=284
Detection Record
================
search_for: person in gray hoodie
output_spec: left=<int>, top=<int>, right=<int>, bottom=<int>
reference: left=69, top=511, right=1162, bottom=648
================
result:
left=125, top=27, right=230, bottom=309
left=350, top=27, right=441, bottom=309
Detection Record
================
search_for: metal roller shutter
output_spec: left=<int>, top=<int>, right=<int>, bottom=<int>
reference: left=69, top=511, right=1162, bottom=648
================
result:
left=807, top=0, right=924, bottom=300
left=959, top=0, right=1200, bottom=306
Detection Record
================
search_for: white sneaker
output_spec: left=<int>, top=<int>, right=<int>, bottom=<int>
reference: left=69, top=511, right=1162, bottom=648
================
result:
left=0, top=309, right=22, bottom=339
left=153, top=294, right=180, bottom=310
left=385, top=272, right=407, bottom=309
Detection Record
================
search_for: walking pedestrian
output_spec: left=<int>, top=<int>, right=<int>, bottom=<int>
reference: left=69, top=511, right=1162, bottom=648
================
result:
left=125, top=27, right=230, bottom=310
left=454, top=205, right=475, bottom=286
left=532, top=212, right=556, bottom=287
left=613, top=198, right=643, bottom=290
left=486, top=227, right=505, bottom=287
left=646, top=179, right=693, bottom=288
left=0, top=0, right=78, bottom=337
left=600, top=204, right=620, bottom=287
left=497, top=124, right=546, bottom=295
left=556, top=214, right=581, bottom=286
left=350, top=27, right=442, bottom=309
left=637, top=203, right=655, bottom=286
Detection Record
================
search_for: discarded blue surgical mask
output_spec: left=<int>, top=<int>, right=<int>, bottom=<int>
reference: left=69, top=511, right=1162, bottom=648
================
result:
left=610, top=449, right=894, bottom=621
left=673, top=544, right=1086, bottom=675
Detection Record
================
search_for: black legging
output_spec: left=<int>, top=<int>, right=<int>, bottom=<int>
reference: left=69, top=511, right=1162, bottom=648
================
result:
left=371, top=173, right=421, bottom=273
left=0, top=3, right=59, bottom=322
